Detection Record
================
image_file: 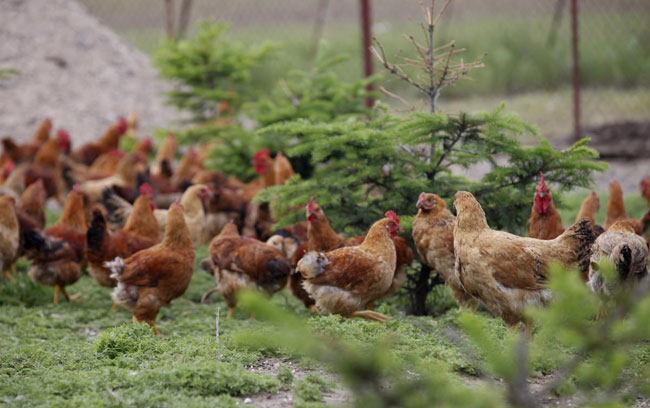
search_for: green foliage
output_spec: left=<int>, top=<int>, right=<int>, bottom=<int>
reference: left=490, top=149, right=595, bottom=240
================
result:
left=462, top=261, right=650, bottom=406
left=0, top=264, right=50, bottom=307
left=154, top=22, right=275, bottom=122
left=259, top=104, right=607, bottom=235
left=292, top=373, right=332, bottom=404
left=95, top=323, right=160, bottom=359
left=277, top=364, right=294, bottom=387
left=0, top=68, right=20, bottom=81
left=156, top=124, right=259, bottom=181
left=233, top=291, right=505, bottom=408
left=251, top=53, right=378, bottom=129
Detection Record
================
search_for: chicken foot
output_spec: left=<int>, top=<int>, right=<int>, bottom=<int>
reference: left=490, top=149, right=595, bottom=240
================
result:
left=132, top=316, right=159, bottom=335
left=345, top=310, right=391, bottom=322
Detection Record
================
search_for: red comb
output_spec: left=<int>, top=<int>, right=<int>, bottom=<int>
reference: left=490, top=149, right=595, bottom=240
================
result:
left=253, top=149, right=271, bottom=161
left=34, top=179, right=44, bottom=187
left=307, top=196, right=315, bottom=212
left=56, top=129, right=70, bottom=140
left=385, top=210, right=400, bottom=224
left=418, top=192, right=425, bottom=202
left=6, top=160, right=15, bottom=171
left=116, top=117, right=128, bottom=134
left=140, top=183, right=154, bottom=196
left=72, top=184, right=81, bottom=192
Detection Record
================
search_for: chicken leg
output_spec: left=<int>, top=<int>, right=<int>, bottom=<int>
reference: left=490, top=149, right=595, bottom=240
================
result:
left=2, top=270, right=14, bottom=280
left=201, top=287, right=219, bottom=304
left=227, top=306, right=236, bottom=318
left=60, top=286, right=81, bottom=302
left=345, top=310, right=391, bottom=322
left=366, top=301, right=375, bottom=311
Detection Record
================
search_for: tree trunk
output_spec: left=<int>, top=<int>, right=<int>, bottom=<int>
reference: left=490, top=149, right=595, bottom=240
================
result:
left=412, top=263, right=431, bottom=315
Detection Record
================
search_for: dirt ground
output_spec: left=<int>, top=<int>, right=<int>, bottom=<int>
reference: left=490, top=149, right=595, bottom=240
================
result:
left=0, top=0, right=181, bottom=144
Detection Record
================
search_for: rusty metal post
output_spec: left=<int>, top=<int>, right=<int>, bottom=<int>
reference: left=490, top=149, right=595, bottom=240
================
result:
left=360, top=0, right=374, bottom=107
left=571, top=0, right=580, bottom=141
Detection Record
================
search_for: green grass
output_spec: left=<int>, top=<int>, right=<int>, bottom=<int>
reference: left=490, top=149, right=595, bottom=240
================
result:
left=2, top=191, right=649, bottom=406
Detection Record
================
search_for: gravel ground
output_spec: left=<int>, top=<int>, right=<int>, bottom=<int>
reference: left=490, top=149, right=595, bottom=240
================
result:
left=0, top=0, right=181, bottom=144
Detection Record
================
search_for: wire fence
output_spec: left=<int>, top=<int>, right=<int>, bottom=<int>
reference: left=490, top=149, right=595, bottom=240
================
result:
left=80, top=0, right=650, bottom=140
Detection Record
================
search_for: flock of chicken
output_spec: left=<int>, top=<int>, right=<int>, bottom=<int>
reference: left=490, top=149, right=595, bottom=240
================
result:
left=0, top=116, right=648, bottom=335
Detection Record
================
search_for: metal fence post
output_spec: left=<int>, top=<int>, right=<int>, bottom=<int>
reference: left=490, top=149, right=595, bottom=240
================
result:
left=571, top=0, right=580, bottom=141
left=360, top=0, right=374, bottom=108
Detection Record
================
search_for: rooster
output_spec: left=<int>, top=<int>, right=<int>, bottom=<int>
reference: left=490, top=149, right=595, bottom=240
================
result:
left=71, top=117, right=128, bottom=165
left=527, top=173, right=564, bottom=240
left=412, top=192, right=476, bottom=309
left=107, top=202, right=195, bottom=335
left=205, top=221, right=290, bottom=318
left=23, top=189, right=87, bottom=303
left=453, top=191, right=595, bottom=333
left=86, top=184, right=160, bottom=288
left=296, top=211, right=401, bottom=322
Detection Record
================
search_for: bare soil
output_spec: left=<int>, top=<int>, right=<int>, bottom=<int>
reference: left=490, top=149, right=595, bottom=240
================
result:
left=0, top=0, right=181, bottom=144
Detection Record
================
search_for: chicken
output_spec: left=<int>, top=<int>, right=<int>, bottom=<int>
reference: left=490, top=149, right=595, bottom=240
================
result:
left=0, top=118, right=51, bottom=164
left=103, top=184, right=211, bottom=246
left=296, top=211, right=401, bottom=322
left=588, top=221, right=649, bottom=309
left=21, top=130, right=70, bottom=203
left=151, top=132, right=177, bottom=177
left=412, top=192, right=476, bottom=308
left=78, top=153, right=141, bottom=202
left=15, top=179, right=47, bottom=234
left=527, top=173, right=564, bottom=240
left=2, top=138, right=41, bottom=164
left=201, top=184, right=248, bottom=244
left=72, top=117, right=127, bottom=165
left=86, top=184, right=160, bottom=288
left=273, top=152, right=294, bottom=186
left=0, top=162, right=25, bottom=200
left=604, top=180, right=641, bottom=234
left=33, top=117, right=52, bottom=144
left=171, top=148, right=202, bottom=186
left=84, top=149, right=126, bottom=180
left=576, top=191, right=603, bottom=236
left=23, top=190, right=87, bottom=303
left=640, top=176, right=650, bottom=210
left=13, top=180, right=48, bottom=272
left=206, top=221, right=290, bottom=318
left=107, top=202, right=195, bottom=335
left=134, top=138, right=154, bottom=158
left=0, top=196, right=20, bottom=280
left=287, top=199, right=411, bottom=311
left=239, top=149, right=275, bottom=201
left=0, top=159, right=16, bottom=185
left=453, top=191, right=595, bottom=333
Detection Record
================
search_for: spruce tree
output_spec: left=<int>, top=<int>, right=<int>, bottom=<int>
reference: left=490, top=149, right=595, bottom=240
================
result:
left=258, top=0, right=607, bottom=315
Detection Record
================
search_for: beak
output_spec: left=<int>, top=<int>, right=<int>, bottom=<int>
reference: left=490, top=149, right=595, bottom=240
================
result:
left=416, top=199, right=422, bottom=209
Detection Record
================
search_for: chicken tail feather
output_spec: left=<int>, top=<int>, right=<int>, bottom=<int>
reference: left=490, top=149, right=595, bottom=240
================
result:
left=297, top=251, right=329, bottom=280
left=558, top=218, right=596, bottom=273
left=106, top=257, right=126, bottom=280
left=102, top=188, right=133, bottom=228
left=612, top=243, right=632, bottom=281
